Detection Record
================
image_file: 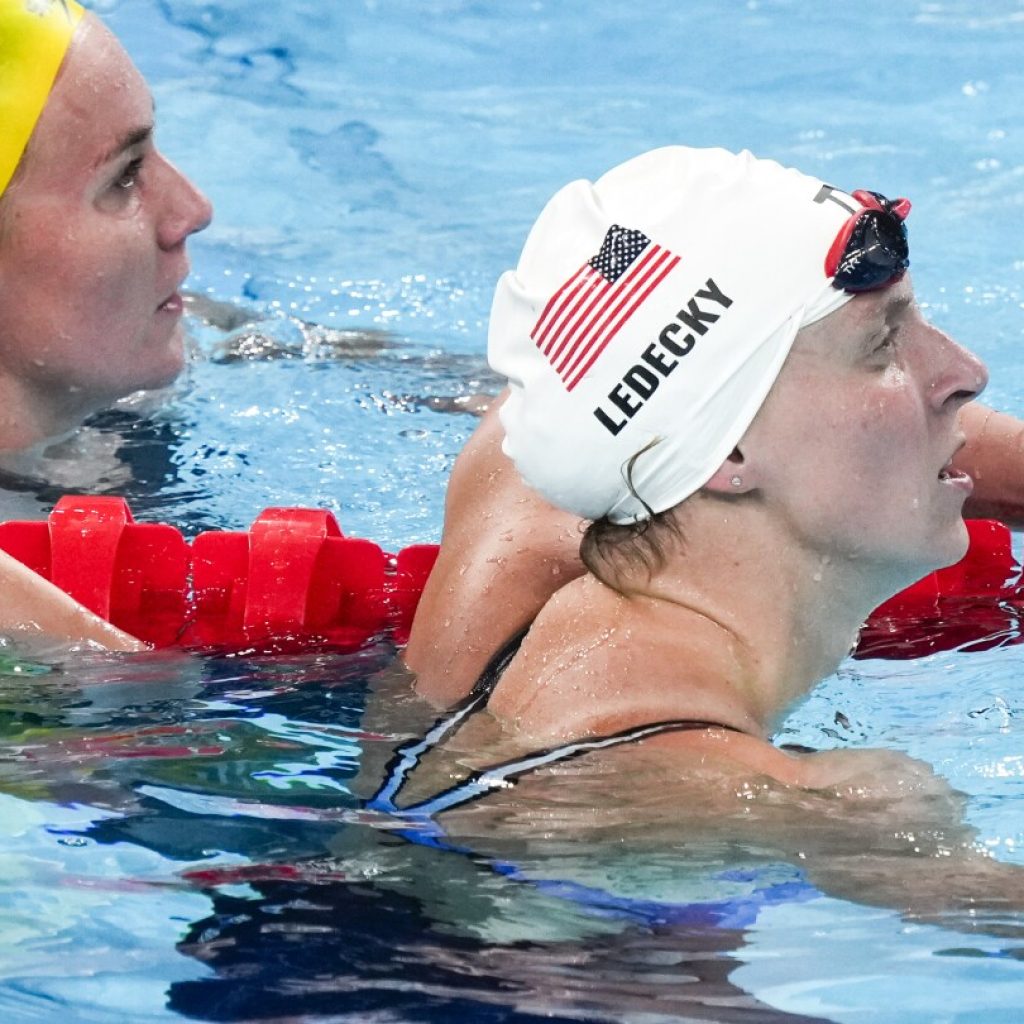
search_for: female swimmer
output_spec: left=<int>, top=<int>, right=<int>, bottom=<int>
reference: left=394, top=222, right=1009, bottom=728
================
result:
left=0, top=0, right=209, bottom=644
left=406, top=152, right=1024, bottom=705
left=0, top=0, right=211, bottom=451
left=414, top=148, right=984, bottom=774
left=378, top=148, right=1024, bottom=927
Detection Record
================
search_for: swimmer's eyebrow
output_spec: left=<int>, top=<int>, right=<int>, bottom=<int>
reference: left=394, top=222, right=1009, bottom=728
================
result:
left=855, top=291, right=913, bottom=354
left=95, top=122, right=154, bottom=170
left=882, top=293, right=913, bottom=321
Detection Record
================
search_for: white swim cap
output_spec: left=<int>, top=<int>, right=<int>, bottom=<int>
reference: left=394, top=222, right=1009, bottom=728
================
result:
left=489, top=146, right=892, bottom=524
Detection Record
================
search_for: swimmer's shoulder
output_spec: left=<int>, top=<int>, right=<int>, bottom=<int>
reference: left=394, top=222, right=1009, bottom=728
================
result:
left=636, top=726, right=948, bottom=796
left=406, top=392, right=584, bottom=704
left=485, top=577, right=627, bottom=719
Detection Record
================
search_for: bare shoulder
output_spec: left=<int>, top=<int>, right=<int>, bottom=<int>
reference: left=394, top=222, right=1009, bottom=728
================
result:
left=406, top=393, right=584, bottom=704
left=637, top=726, right=951, bottom=799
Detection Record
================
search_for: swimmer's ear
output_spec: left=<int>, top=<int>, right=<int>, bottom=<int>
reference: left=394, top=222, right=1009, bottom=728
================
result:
left=703, top=447, right=757, bottom=495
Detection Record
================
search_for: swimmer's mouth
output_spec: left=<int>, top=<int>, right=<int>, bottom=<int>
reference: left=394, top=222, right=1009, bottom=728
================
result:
left=158, top=268, right=190, bottom=313
left=157, top=279, right=188, bottom=313
left=938, top=446, right=972, bottom=488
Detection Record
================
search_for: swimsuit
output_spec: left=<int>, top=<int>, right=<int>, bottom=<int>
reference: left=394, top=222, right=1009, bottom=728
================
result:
left=368, top=624, right=743, bottom=820
left=366, top=627, right=820, bottom=927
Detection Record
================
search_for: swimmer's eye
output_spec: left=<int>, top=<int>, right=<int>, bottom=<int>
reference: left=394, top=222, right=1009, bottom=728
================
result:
left=872, top=325, right=899, bottom=355
left=114, top=156, right=145, bottom=191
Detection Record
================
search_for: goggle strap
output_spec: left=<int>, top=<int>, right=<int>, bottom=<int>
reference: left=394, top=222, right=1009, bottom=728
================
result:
left=824, top=217, right=857, bottom=278
left=890, top=197, right=911, bottom=220
left=850, top=189, right=912, bottom=222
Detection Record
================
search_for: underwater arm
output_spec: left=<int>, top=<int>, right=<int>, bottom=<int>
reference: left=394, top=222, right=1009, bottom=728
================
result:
left=793, top=793, right=1024, bottom=935
left=722, top=745, right=1024, bottom=937
left=958, top=402, right=1024, bottom=529
left=526, top=738, right=1024, bottom=940
left=0, top=548, right=146, bottom=652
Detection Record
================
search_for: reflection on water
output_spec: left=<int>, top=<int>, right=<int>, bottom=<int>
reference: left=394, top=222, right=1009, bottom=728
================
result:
left=0, top=310, right=497, bottom=542
left=0, top=640, right=828, bottom=1022
left=171, top=876, right=828, bottom=1024
left=1, top=637, right=1022, bottom=1022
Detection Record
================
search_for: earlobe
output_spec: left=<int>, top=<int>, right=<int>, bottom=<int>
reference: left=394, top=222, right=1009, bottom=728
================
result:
left=704, top=447, right=757, bottom=494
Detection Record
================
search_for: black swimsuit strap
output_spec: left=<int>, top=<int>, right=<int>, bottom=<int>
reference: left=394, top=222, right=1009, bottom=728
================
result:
left=368, top=625, right=532, bottom=811
left=369, top=623, right=747, bottom=817
left=391, top=717, right=743, bottom=818
left=467, top=622, right=532, bottom=701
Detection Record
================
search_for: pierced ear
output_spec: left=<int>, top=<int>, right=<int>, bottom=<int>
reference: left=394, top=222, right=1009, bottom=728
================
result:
left=703, top=447, right=756, bottom=494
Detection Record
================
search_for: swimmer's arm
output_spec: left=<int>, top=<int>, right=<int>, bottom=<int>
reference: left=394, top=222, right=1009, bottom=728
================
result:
left=793, top=766, right=1024, bottom=930
left=440, top=735, right=1024, bottom=937
left=405, top=391, right=584, bottom=705
left=957, top=402, right=1024, bottom=529
left=749, top=748, right=1024, bottom=932
left=632, top=733, right=1024, bottom=933
left=0, top=549, right=146, bottom=652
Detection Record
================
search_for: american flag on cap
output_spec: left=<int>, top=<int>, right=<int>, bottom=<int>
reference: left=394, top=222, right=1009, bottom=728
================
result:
left=530, top=225, right=681, bottom=392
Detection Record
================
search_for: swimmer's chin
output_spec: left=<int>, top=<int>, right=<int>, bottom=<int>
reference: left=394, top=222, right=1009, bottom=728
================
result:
left=919, top=517, right=972, bottom=579
left=137, top=326, right=188, bottom=391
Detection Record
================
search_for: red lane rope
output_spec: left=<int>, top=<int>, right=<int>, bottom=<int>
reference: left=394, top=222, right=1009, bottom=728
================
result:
left=0, top=497, right=1017, bottom=658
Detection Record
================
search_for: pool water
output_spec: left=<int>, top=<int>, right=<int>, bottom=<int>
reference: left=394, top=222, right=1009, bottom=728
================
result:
left=2, top=0, right=1024, bottom=1021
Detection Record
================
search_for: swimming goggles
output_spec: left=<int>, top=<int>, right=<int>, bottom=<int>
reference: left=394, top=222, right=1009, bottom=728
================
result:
left=825, top=189, right=911, bottom=293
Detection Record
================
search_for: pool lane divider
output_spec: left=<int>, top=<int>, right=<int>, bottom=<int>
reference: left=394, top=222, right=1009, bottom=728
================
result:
left=0, top=497, right=1018, bottom=658
left=858, top=517, right=1021, bottom=659
left=0, top=496, right=438, bottom=652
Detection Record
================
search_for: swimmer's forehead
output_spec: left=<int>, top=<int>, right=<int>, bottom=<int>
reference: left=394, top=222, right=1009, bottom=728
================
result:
left=22, top=16, right=155, bottom=185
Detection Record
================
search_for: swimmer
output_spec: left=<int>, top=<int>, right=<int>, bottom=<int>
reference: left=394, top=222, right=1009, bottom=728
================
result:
left=406, top=199, right=1024, bottom=707
left=0, top=0, right=211, bottom=455
left=0, top=0, right=209, bottom=647
left=408, top=145, right=996, bottom=736
left=388, top=147, right=1024, bottom=925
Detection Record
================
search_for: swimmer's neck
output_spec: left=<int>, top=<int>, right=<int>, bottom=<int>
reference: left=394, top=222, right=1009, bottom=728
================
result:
left=618, top=572, right=858, bottom=735
left=0, top=371, right=107, bottom=454
left=488, top=543, right=874, bottom=746
left=605, top=521, right=907, bottom=735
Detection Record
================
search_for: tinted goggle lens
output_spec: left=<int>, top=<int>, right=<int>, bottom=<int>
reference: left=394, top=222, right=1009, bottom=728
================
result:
left=826, top=191, right=910, bottom=294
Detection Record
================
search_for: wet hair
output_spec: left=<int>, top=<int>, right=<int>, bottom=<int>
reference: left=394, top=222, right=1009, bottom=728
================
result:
left=579, top=440, right=684, bottom=591
left=580, top=508, right=682, bottom=592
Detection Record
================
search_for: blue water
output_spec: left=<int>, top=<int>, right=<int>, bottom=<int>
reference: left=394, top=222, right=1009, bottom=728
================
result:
left=2, top=0, right=1024, bottom=1021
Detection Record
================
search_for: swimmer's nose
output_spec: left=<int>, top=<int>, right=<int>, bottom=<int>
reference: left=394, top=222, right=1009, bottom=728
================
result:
left=930, top=330, right=988, bottom=411
left=156, top=155, right=214, bottom=250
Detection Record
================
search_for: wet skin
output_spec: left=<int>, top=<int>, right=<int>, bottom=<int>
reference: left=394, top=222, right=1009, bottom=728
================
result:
left=0, top=15, right=212, bottom=448
left=720, top=277, right=987, bottom=589
left=0, top=13, right=210, bottom=647
left=392, top=282, right=1024, bottom=941
left=406, top=280, right=1017, bottom=707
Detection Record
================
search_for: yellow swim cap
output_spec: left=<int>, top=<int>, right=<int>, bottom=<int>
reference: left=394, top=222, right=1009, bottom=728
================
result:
left=0, top=0, right=84, bottom=196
